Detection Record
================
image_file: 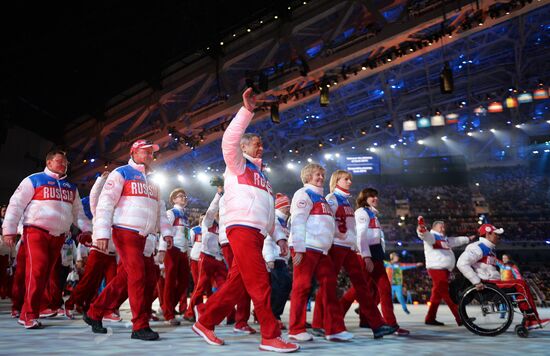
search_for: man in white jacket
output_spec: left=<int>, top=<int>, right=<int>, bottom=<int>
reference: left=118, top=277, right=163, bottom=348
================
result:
left=2, top=149, right=91, bottom=329
left=417, top=217, right=474, bottom=326
left=192, top=88, right=298, bottom=353
left=83, top=140, right=173, bottom=341
left=457, top=224, right=549, bottom=330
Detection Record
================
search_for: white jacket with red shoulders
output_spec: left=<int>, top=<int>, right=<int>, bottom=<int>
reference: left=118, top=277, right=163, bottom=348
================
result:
left=417, top=229, right=469, bottom=271
left=326, top=187, right=356, bottom=250
left=92, top=159, right=172, bottom=243
left=2, top=167, right=91, bottom=237
left=289, top=184, right=335, bottom=255
left=221, top=107, right=276, bottom=237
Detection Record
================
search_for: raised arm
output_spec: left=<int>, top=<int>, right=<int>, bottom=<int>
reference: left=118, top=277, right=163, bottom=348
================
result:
left=221, top=88, right=256, bottom=175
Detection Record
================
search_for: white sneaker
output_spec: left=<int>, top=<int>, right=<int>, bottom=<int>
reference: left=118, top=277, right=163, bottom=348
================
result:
left=288, top=332, right=313, bottom=342
left=325, top=331, right=353, bottom=342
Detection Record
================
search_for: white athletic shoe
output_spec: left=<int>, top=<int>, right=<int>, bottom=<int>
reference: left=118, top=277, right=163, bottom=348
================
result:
left=325, top=331, right=354, bottom=342
left=288, top=332, right=313, bottom=342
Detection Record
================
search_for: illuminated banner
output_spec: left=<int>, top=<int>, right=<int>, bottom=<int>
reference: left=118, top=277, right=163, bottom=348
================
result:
left=345, top=155, right=380, bottom=174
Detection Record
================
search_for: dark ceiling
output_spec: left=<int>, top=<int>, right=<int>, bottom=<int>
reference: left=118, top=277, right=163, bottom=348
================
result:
left=0, top=1, right=293, bottom=142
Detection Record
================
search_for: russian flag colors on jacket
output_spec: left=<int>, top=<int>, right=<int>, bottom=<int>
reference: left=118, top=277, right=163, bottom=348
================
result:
left=92, top=159, right=171, bottom=244
left=2, top=167, right=91, bottom=237
left=289, top=184, right=335, bottom=255
left=417, top=229, right=469, bottom=271
left=221, top=106, right=276, bottom=237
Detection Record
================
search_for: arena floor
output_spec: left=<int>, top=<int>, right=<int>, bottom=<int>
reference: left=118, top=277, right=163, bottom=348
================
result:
left=1, top=299, right=548, bottom=355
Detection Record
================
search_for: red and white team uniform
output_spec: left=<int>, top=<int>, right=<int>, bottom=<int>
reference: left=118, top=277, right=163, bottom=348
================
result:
left=87, top=158, right=171, bottom=332
left=457, top=226, right=550, bottom=330
left=418, top=228, right=469, bottom=325
left=312, top=187, right=388, bottom=333
left=288, top=184, right=349, bottom=339
left=2, top=167, right=91, bottom=327
left=187, top=192, right=228, bottom=319
left=158, top=203, right=190, bottom=322
left=193, top=106, right=295, bottom=352
left=65, top=175, right=117, bottom=316
left=218, top=195, right=252, bottom=331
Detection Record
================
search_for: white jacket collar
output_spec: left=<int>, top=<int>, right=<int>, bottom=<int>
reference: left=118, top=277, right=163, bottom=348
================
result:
left=479, top=237, right=495, bottom=249
left=128, top=158, right=147, bottom=174
left=243, top=153, right=263, bottom=170
left=368, top=206, right=379, bottom=215
left=334, top=187, right=350, bottom=198
left=44, top=167, right=66, bottom=180
left=304, top=183, right=324, bottom=195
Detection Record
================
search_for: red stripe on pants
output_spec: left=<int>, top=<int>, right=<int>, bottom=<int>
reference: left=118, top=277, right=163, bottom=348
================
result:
left=162, top=247, right=190, bottom=320
left=88, top=228, right=150, bottom=330
left=188, top=253, right=228, bottom=317
left=199, top=226, right=280, bottom=339
left=20, top=227, right=65, bottom=322
left=11, top=242, right=26, bottom=312
left=222, top=244, right=251, bottom=328
left=313, top=247, right=385, bottom=329
left=426, top=269, right=460, bottom=324
left=65, top=250, right=117, bottom=311
left=289, top=249, right=346, bottom=335
left=487, top=279, right=539, bottom=319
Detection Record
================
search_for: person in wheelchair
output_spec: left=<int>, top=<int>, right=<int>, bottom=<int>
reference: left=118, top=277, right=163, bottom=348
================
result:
left=457, top=224, right=549, bottom=331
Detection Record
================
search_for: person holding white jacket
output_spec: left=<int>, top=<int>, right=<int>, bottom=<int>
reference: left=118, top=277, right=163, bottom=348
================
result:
left=417, top=217, right=474, bottom=326
left=313, top=172, right=396, bottom=339
left=2, top=148, right=91, bottom=329
left=288, top=163, right=353, bottom=342
left=457, top=224, right=549, bottom=330
left=84, top=139, right=173, bottom=341
left=192, top=88, right=298, bottom=353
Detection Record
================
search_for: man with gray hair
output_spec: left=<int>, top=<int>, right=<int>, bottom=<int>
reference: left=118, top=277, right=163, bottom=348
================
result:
left=416, top=216, right=475, bottom=326
left=192, top=88, right=299, bottom=353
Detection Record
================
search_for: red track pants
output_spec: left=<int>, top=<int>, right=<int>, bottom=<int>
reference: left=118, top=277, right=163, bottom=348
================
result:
left=20, top=227, right=65, bottom=322
left=198, top=226, right=280, bottom=339
left=426, top=269, right=461, bottom=324
left=65, top=250, right=117, bottom=311
left=313, top=247, right=385, bottom=329
left=221, top=243, right=251, bottom=328
left=161, top=247, right=190, bottom=321
left=88, top=228, right=153, bottom=330
left=289, top=249, right=346, bottom=335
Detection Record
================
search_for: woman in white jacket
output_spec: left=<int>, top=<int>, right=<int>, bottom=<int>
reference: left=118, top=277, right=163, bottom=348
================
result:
left=355, top=187, right=409, bottom=335
left=288, top=163, right=353, bottom=342
left=312, top=171, right=396, bottom=339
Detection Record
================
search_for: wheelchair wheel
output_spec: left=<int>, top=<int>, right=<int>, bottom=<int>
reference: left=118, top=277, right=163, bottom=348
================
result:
left=459, top=285, right=513, bottom=336
left=515, top=325, right=529, bottom=338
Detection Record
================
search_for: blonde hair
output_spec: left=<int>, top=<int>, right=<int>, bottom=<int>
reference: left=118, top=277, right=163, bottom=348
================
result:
left=300, top=163, right=325, bottom=184
left=329, top=170, right=352, bottom=193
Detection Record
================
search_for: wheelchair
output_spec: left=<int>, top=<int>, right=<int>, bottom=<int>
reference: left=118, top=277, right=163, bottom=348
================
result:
left=455, top=282, right=545, bottom=338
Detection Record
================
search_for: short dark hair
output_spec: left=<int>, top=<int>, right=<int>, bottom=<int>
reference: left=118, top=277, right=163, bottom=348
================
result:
left=46, top=149, right=67, bottom=162
left=356, top=187, right=378, bottom=209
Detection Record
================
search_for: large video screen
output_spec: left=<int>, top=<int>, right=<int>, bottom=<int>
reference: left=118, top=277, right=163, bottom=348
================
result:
left=345, top=155, right=380, bottom=174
